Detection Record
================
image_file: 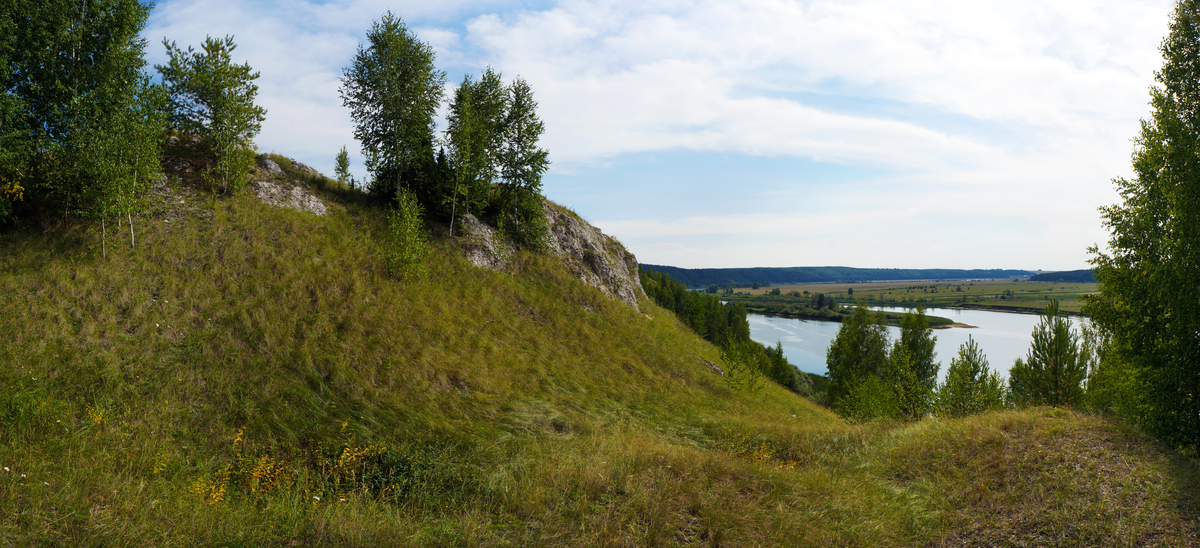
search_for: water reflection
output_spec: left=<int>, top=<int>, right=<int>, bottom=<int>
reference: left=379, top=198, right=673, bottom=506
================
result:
left=747, top=306, right=1058, bottom=382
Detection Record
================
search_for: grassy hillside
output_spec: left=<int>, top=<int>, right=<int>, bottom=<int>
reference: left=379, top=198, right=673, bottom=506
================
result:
left=2, top=174, right=1198, bottom=546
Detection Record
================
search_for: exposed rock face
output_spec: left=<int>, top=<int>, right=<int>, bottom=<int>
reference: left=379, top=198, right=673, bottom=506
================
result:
left=249, top=180, right=328, bottom=216
left=456, top=213, right=511, bottom=270
left=291, top=162, right=321, bottom=177
left=544, top=202, right=647, bottom=309
left=162, top=157, right=194, bottom=173
left=455, top=202, right=647, bottom=309
left=258, top=157, right=283, bottom=175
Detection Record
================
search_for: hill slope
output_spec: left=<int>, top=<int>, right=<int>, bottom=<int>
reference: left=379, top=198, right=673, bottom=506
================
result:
left=1, top=166, right=1197, bottom=546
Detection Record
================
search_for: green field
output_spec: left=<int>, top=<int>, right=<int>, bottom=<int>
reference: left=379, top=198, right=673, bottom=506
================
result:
left=730, top=279, right=1097, bottom=315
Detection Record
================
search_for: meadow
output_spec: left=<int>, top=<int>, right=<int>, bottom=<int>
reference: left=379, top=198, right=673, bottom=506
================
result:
left=0, top=166, right=1193, bottom=546
left=734, top=279, right=1097, bottom=314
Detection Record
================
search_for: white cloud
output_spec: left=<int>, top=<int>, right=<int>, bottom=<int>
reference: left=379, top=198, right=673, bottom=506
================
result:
left=142, top=0, right=1174, bottom=269
left=454, top=0, right=1170, bottom=171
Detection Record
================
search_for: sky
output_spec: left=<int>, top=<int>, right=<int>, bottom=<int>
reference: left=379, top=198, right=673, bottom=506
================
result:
left=142, top=0, right=1177, bottom=270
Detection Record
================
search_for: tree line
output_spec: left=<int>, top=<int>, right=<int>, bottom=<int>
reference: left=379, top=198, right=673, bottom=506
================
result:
left=1, top=1, right=266, bottom=232
left=1084, top=0, right=1200, bottom=450
left=2, top=4, right=550, bottom=257
left=641, top=265, right=1033, bottom=288
left=639, top=267, right=812, bottom=395
left=825, top=301, right=1081, bottom=422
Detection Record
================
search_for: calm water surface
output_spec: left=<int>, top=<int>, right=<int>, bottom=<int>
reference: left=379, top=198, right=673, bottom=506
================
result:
left=747, top=306, right=1067, bottom=381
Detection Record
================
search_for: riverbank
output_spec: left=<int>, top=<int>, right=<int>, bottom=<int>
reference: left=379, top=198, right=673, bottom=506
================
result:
left=723, top=279, right=1096, bottom=315
left=742, top=306, right=956, bottom=327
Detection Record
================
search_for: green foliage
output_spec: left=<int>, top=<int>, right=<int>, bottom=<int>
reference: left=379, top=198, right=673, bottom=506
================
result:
left=639, top=267, right=813, bottom=396
left=835, top=374, right=898, bottom=423
left=340, top=12, right=445, bottom=200
left=936, top=336, right=1007, bottom=417
left=1008, top=357, right=1034, bottom=408
left=1086, top=0, right=1200, bottom=449
left=157, top=35, right=266, bottom=194
left=1079, top=322, right=1146, bottom=417
left=382, top=190, right=430, bottom=280
left=494, top=77, right=551, bottom=248
left=445, top=72, right=497, bottom=225
left=335, top=146, right=351, bottom=185
left=495, top=190, right=550, bottom=250
left=828, top=305, right=942, bottom=420
left=0, top=0, right=160, bottom=222
left=78, top=76, right=167, bottom=255
left=765, top=340, right=812, bottom=396
left=1008, top=299, right=1086, bottom=407
left=639, top=266, right=751, bottom=347
left=720, top=338, right=766, bottom=392
left=893, top=307, right=938, bottom=392
left=885, top=348, right=931, bottom=420
left=826, top=304, right=889, bottom=409
left=445, top=69, right=551, bottom=249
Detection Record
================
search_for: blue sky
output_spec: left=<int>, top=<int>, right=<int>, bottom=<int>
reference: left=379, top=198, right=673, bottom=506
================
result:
left=143, top=0, right=1175, bottom=270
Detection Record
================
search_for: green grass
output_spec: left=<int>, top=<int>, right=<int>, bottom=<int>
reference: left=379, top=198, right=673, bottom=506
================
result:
left=733, top=279, right=1097, bottom=314
left=0, top=174, right=1195, bottom=545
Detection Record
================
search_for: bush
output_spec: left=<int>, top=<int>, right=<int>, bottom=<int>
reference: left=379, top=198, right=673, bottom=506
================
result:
left=834, top=375, right=898, bottom=423
left=382, top=190, right=430, bottom=280
left=721, top=339, right=766, bottom=392
left=886, top=348, right=931, bottom=420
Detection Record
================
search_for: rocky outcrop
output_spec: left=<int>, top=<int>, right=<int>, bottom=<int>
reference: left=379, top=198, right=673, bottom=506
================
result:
left=258, top=157, right=283, bottom=175
left=544, top=202, right=646, bottom=309
left=290, top=162, right=322, bottom=177
left=455, top=202, right=647, bottom=310
left=249, top=180, right=328, bottom=216
left=457, top=213, right=511, bottom=270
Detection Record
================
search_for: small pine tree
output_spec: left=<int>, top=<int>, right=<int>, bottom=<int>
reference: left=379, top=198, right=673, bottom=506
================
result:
left=936, top=336, right=1006, bottom=417
left=334, top=146, right=351, bottom=185
left=1009, top=299, right=1086, bottom=407
left=157, top=35, right=266, bottom=194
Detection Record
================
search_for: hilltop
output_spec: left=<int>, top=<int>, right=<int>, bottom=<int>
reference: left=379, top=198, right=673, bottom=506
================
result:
left=1, top=161, right=1198, bottom=546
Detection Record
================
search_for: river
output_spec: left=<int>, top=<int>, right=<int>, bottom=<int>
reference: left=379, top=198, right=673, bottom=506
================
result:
left=746, top=306, right=1067, bottom=381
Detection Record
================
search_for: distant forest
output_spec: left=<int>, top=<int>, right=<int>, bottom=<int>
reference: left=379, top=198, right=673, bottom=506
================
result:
left=1028, top=269, right=1095, bottom=283
left=640, top=265, right=1036, bottom=288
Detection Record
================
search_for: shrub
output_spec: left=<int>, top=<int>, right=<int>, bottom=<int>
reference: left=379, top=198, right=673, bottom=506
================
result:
left=721, top=339, right=766, bottom=392
left=834, top=375, right=898, bottom=423
left=886, top=348, right=931, bottom=420
left=382, top=190, right=430, bottom=280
